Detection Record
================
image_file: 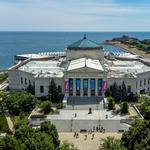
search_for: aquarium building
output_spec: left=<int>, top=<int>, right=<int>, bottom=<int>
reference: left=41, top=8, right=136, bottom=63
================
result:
left=8, top=36, right=150, bottom=100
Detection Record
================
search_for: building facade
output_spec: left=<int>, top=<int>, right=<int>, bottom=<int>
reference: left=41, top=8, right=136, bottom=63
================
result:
left=8, top=36, right=150, bottom=99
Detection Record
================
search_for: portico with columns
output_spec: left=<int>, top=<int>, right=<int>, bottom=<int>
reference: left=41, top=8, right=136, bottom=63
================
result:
left=68, top=78, right=103, bottom=97
left=65, top=57, right=105, bottom=99
left=64, top=35, right=106, bottom=101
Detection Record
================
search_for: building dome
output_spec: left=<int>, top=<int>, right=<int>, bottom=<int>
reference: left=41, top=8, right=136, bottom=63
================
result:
left=67, top=35, right=102, bottom=50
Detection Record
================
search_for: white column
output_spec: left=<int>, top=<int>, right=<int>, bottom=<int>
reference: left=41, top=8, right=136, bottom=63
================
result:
left=88, top=78, right=91, bottom=97
left=81, top=78, right=83, bottom=96
left=95, top=78, right=98, bottom=96
left=102, top=79, right=105, bottom=97
left=73, top=78, right=76, bottom=96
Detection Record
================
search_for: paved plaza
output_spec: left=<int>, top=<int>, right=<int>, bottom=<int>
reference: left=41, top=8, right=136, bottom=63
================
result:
left=30, top=102, right=139, bottom=132
left=59, top=132, right=122, bottom=150
left=46, top=109, right=130, bottom=132
left=47, top=109, right=126, bottom=120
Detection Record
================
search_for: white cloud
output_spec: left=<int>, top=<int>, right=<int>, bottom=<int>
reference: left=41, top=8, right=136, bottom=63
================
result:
left=0, top=0, right=149, bottom=31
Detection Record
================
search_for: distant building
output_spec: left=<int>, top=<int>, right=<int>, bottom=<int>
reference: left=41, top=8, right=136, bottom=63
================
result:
left=8, top=36, right=150, bottom=100
left=112, top=34, right=138, bottom=42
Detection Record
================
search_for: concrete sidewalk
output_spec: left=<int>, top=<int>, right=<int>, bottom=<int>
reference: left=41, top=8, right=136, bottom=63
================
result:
left=4, top=112, right=14, bottom=133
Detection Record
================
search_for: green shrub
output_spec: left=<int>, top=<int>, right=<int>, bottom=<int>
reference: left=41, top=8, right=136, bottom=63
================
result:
left=40, top=101, right=52, bottom=114
left=107, top=97, right=115, bottom=110
left=56, top=103, right=63, bottom=109
left=0, top=73, right=7, bottom=84
left=121, top=102, right=129, bottom=114
left=0, top=113, right=11, bottom=133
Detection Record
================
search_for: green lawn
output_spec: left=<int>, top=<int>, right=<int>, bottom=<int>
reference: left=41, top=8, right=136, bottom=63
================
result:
left=0, top=113, right=10, bottom=133
left=0, top=73, right=8, bottom=84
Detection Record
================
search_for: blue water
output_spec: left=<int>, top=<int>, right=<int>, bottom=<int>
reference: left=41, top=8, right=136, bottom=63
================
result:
left=0, top=32, right=150, bottom=69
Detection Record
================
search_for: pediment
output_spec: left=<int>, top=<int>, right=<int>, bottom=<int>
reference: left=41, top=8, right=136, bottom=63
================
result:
left=67, top=66, right=103, bottom=73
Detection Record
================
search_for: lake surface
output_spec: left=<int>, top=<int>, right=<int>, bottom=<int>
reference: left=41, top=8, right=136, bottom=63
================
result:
left=0, top=32, right=150, bottom=68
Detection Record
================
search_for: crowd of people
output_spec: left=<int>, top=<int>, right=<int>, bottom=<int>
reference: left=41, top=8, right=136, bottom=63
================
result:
left=73, top=124, right=106, bottom=140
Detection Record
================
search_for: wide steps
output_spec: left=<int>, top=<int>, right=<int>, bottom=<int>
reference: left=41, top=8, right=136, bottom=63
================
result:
left=66, top=96, right=104, bottom=110
left=67, top=96, right=103, bottom=105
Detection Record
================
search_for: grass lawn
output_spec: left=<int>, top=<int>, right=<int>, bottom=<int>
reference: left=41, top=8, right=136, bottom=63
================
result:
left=0, top=112, right=10, bottom=133
left=0, top=73, right=7, bottom=84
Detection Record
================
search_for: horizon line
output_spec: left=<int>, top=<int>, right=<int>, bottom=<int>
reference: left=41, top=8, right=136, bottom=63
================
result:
left=0, top=31, right=150, bottom=33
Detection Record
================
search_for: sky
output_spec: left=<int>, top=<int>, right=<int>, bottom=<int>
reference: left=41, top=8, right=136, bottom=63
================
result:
left=0, top=0, right=150, bottom=31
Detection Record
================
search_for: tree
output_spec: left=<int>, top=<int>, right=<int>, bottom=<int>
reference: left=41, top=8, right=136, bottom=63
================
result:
left=0, top=135, right=20, bottom=150
left=0, top=91, right=7, bottom=112
left=122, top=120, right=150, bottom=150
left=60, top=143, right=71, bottom=150
left=112, top=82, right=120, bottom=102
left=121, top=102, right=129, bottom=114
left=60, top=143, right=77, bottom=150
left=101, top=137, right=127, bottom=150
left=112, top=82, right=117, bottom=99
left=121, top=81, right=127, bottom=101
left=101, top=120, right=150, bottom=150
left=0, top=121, right=62, bottom=150
left=14, top=124, right=55, bottom=150
left=139, top=97, right=150, bottom=119
left=48, top=79, right=59, bottom=103
left=2, top=92, right=37, bottom=115
left=126, top=93, right=138, bottom=102
left=40, top=101, right=52, bottom=114
left=14, top=125, right=35, bottom=142
left=14, top=112, right=29, bottom=129
left=26, top=83, right=35, bottom=95
left=40, top=121, right=60, bottom=148
left=105, top=88, right=112, bottom=97
left=107, top=97, right=115, bottom=110
left=48, top=79, right=64, bottom=103
left=118, top=85, right=122, bottom=102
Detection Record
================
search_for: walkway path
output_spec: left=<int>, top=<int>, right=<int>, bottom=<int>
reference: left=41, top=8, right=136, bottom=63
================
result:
left=115, top=43, right=150, bottom=59
left=0, top=80, right=8, bottom=90
left=141, top=94, right=150, bottom=99
left=4, top=112, right=14, bottom=133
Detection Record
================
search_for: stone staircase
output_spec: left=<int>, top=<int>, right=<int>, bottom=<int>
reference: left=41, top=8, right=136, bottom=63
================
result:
left=66, top=96, right=104, bottom=110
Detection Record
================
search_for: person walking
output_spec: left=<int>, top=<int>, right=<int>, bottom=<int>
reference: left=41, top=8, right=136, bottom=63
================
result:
left=92, top=133, right=94, bottom=140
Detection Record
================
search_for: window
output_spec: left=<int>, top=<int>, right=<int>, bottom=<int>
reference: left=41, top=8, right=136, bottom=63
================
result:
left=127, top=85, right=131, bottom=93
left=33, top=82, right=35, bottom=87
left=98, top=79, right=102, bottom=96
left=91, top=79, right=95, bottom=96
left=25, top=78, right=27, bottom=85
left=69, top=79, right=73, bottom=96
left=148, top=78, right=150, bottom=84
left=40, top=86, right=44, bottom=93
left=76, top=79, right=80, bottom=96
left=136, top=81, right=138, bottom=88
left=140, top=80, right=142, bottom=87
left=144, top=79, right=146, bottom=85
left=21, top=77, right=23, bottom=84
left=83, top=79, right=88, bottom=96
left=58, top=85, right=62, bottom=93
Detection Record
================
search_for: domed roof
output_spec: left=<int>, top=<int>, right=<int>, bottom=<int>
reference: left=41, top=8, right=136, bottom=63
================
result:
left=67, top=35, right=102, bottom=50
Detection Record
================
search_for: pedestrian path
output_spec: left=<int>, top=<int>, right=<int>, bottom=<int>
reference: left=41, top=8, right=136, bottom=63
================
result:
left=4, top=112, right=14, bottom=133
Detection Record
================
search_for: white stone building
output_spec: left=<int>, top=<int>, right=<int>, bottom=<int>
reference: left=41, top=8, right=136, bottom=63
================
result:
left=8, top=36, right=150, bottom=101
